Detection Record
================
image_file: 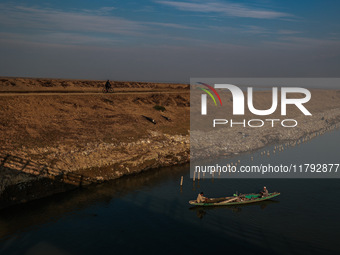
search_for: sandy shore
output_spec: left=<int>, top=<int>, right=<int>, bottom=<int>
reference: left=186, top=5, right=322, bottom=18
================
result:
left=0, top=77, right=340, bottom=209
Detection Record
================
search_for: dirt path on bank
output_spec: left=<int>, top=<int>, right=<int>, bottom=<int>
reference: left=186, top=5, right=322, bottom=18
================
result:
left=0, top=91, right=188, bottom=96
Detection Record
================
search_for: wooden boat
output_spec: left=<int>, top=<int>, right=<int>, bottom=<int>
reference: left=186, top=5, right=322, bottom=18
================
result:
left=189, top=192, right=280, bottom=206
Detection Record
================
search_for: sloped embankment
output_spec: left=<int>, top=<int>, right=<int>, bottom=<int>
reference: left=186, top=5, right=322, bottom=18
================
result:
left=0, top=89, right=190, bottom=208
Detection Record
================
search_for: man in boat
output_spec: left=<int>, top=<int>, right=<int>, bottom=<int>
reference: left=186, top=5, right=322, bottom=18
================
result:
left=196, top=192, right=207, bottom=203
left=261, top=186, right=269, bottom=197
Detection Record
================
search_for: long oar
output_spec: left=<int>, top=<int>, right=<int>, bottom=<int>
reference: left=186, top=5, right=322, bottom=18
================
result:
left=218, top=197, right=239, bottom=204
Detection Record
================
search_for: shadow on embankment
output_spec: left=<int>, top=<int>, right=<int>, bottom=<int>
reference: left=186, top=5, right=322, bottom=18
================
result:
left=0, top=153, right=102, bottom=210
left=0, top=160, right=189, bottom=240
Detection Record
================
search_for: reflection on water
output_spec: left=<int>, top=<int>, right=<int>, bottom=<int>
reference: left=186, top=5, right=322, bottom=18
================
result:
left=0, top=129, right=339, bottom=255
left=189, top=200, right=280, bottom=219
left=0, top=164, right=189, bottom=240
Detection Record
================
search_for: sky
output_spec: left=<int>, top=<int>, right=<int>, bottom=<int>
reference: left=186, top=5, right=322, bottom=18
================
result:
left=0, top=0, right=339, bottom=82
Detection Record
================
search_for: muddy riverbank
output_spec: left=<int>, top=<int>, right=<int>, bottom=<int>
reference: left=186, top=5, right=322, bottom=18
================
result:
left=0, top=78, right=190, bottom=209
left=0, top=133, right=189, bottom=209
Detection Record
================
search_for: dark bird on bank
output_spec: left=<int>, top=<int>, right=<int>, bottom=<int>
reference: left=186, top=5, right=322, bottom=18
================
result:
left=142, top=115, right=156, bottom=124
left=161, top=115, right=171, bottom=121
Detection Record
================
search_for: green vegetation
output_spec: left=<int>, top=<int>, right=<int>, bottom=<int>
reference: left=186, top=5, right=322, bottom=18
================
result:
left=153, top=105, right=166, bottom=112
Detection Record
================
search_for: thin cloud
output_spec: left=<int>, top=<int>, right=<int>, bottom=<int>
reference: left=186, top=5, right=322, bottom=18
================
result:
left=0, top=32, right=123, bottom=46
left=264, top=36, right=340, bottom=50
left=243, top=27, right=301, bottom=36
left=0, top=4, right=194, bottom=35
left=80, top=6, right=116, bottom=15
left=146, top=22, right=197, bottom=29
left=242, top=25, right=271, bottom=34
left=277, top=30, right=302, bottom=35
left=280, top=36, right=340, bottom=45
left=155, top=0, right=291, bottom=19
left=0, top=5, right=146, bottom=36
left=98, top=6, right=116, bottom=12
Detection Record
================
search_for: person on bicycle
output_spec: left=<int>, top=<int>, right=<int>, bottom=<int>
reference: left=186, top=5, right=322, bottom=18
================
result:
left=105, top=80, right=112, bottom=92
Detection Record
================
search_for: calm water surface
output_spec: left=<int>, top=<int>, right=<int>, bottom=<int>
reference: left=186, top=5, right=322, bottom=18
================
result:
left=0, top=129, right=340, bottom=255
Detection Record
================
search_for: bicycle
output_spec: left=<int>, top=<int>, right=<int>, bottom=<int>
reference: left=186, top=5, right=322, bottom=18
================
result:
left=102, top=87, right=114, bottom=93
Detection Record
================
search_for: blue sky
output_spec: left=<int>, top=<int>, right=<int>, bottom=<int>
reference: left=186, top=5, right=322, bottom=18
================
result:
left=0, top=0, right=339, bottom=81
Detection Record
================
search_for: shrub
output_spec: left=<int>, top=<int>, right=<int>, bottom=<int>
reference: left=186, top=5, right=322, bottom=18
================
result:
left=153, top=105, right=166, bottom=112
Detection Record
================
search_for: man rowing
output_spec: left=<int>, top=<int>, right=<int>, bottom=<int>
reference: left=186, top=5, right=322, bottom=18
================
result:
left=196, top=192, right=208, bottom=203
left=261, top=186, right=269, bottom=197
